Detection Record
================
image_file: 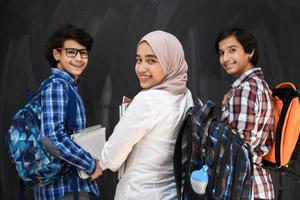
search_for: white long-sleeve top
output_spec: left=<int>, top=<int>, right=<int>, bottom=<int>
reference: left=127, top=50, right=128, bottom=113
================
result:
left=100, top=89, right=193, bottom=200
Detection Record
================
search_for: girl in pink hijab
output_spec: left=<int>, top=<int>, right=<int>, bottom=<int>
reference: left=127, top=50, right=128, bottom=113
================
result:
left=99, top=30, right=193, bottom=200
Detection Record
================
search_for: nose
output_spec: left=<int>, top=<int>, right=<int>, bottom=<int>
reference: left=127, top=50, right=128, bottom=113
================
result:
left=223, top=52, right=230, bottom=62
left=221, top=52, right=230, bottom=63
left=136, top=62, right=148, bottom=73
left=74, top=52, right=83, bottom=61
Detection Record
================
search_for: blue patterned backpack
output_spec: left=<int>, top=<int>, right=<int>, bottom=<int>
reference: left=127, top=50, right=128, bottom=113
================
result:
left=173, top=98, right=253, bottom=200
left=6, top=76, right=77, bottom=188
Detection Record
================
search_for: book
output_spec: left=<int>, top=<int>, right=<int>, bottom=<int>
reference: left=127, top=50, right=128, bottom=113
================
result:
left=118, top=96, right=132, bottom=179
left=71, top=124, right=106, bottom=179
left=119, top=96, right=132, bottom=119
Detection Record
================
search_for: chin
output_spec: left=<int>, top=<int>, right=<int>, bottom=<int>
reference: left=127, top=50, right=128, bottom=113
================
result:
left=140, top=83, right=150, bottom=89
left=226, top=69, right=235, bottom=75
left=72, top=70, right=83, bottom=76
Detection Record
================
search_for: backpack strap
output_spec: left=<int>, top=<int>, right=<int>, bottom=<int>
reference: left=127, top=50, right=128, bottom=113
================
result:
left=65, top=86, right=77, bottom=133
left=198, top=100, right=215, bottom=120
left=37, top=76, right=78, bottom=133
left=272, top=85, right=299, bottom=168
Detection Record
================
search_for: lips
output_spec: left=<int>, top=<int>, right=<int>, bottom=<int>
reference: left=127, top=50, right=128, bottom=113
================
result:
left=223, top=62, right=235, bottom=70
left=224, top=64, right=232, bottom=69
left=139, top=75, right=151, bottom=80
left=70, top=62, right=82, bottom=68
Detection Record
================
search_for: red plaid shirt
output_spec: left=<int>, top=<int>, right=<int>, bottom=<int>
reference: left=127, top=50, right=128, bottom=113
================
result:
left=221, top=68, right=274, bottom=199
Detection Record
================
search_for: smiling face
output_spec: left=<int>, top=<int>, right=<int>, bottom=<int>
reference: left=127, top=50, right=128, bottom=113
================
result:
left=135, top=42, right=165, bottom=89
left=218, top=36, right=254, bottom=78
left=52, top=39, right=88, bottom=79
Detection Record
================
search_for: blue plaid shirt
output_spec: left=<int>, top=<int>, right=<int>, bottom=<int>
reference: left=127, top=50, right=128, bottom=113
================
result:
left=34, top=68, right=99, bottom=199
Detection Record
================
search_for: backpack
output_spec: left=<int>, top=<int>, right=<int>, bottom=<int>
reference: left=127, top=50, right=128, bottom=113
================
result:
left=173, top=98, right=253, bottom=200
left=6, top=76, right=77, bottom=188
left=262, top=82, right=300, bottom=199
left=263, top=82, right=300, bottom=168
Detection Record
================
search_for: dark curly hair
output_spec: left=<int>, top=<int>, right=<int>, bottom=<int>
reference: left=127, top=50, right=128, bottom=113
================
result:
left=214, top=27, right=259, bottom=66
left=44, top=24, right=94, bottom=67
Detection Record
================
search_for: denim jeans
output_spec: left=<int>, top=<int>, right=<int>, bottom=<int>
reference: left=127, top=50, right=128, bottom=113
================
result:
left=61, top=192, right=90, bottom=200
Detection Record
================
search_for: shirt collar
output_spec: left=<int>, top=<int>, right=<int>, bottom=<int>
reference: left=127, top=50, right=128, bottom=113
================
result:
left=231, top=67, right=264, bottom=89
left=51, top=68, right=79, bottom=85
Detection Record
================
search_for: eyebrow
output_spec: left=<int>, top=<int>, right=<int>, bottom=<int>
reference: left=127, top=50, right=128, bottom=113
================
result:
left=225, top=45, right=237, bottom=49
left=64, top=47, right=87, bottom=50
left=219, top=44, right=237, bottom=52
left=136, top=54, right=157, bottom=59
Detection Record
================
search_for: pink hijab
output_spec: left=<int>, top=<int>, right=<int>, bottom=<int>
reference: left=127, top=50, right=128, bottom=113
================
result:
left=138, top=30, right=188, bottom=95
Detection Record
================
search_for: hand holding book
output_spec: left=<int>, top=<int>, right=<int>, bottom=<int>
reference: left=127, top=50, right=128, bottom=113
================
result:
left=71, top=125, right=106, bottom=179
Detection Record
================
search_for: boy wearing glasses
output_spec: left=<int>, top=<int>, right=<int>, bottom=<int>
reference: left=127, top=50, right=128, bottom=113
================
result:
left=34, top=24, right=102, bottom=200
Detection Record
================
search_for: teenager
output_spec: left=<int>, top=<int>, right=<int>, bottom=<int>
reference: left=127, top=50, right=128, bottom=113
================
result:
left=215, top=27, right=274, bottom=200
left=99, top=30, right=194, bottom=200
left=34, top=24, right=101, bottom=200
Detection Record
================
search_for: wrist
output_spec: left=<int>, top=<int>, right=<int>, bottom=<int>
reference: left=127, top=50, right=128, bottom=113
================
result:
left=88, top=159, right=97, bottom=175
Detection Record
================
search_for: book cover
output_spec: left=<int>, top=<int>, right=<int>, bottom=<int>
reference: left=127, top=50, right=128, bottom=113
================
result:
left=118, top=96, right=132, bottom=119
left=71, top=124, right=106, bottom=179
left=118, top=96, right=132, bottom=179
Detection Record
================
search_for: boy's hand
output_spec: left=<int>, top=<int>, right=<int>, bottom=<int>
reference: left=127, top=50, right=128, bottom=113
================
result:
left=90, top=160, right=102, bottom=181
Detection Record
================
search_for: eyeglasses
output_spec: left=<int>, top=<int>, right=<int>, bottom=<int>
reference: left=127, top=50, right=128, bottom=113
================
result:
left=57, top=48, right=89, bottom=59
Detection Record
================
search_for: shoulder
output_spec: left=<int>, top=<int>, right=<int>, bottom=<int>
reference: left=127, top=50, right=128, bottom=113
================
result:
left=43, top=76, right=69, bottom=90
left=134, top=89, right=186, bottom=104
left=133, top=89, right=167, bottom=102
left=130, top=90, right=159, bottom=109
left=235, top=78, right=271, bottom=107
left=40, top=77, right=70, bottom=98
left=240, top=76, right=269, bottom=96
left=134, top=89, right=193, bottom=111
left=238, top=76, right=261, bottom=91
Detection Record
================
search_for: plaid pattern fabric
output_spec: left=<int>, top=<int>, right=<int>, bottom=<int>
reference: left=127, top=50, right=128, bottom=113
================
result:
left=183, top=99, right=252, bottom=200
left=221, top=68, right=274, bottom=199
left=189, top=98, right=207, bottom=172
left=34, top=68, right=99, bottom=200
left=205, top=118, right=253, bottom=199
left=202, top=101, right=252, bottom=199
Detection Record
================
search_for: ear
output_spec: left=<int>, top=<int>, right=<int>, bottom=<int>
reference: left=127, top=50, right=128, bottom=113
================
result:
left=249, top=50, right=254, bottom=60
left=52, top=49, right=60, bottom=61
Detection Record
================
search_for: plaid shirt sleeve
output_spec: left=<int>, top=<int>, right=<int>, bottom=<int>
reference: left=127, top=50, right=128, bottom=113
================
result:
left=225, top=81, right=273, bottom=161
left=226, top=82, right=257, bottom=144
left=41, top=79, right=96, bottom=174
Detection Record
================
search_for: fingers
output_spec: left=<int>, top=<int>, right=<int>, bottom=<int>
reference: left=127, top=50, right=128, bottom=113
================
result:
left=89, top=160, right=102, bottom=182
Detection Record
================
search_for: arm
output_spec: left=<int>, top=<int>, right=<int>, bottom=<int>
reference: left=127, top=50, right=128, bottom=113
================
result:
left=99, top=91, right=155, bottom=171
left=228, top=84, right=257, bottom=144
left=41, top=79, right=96, bottom=175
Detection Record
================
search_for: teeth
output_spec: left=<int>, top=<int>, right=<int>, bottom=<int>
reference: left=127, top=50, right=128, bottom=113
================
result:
left=71, top=64, right=79, bottom=68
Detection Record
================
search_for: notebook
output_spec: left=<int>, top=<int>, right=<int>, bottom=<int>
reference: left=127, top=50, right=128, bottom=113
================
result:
left=118, top=96, right=132, bottom=179
left=71, top=125, right=106, bottom=179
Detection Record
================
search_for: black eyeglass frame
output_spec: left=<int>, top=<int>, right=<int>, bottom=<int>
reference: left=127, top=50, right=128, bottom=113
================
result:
left=56, top=48, right=89, bottom=59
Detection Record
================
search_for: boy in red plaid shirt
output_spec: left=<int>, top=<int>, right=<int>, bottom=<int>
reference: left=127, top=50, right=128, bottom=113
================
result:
left=215, top=27, right=274, bottom=200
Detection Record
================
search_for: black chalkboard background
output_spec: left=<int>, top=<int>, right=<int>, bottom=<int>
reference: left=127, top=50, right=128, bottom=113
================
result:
left=1, top=0, right=299, bottom=199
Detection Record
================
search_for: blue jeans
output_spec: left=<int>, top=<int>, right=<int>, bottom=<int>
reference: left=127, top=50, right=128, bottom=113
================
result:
left=61, top=192, right=90, bottom=200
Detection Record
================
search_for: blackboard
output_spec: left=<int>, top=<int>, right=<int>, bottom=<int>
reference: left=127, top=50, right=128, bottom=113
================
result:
left=1, top=0, right=300, bottom=199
